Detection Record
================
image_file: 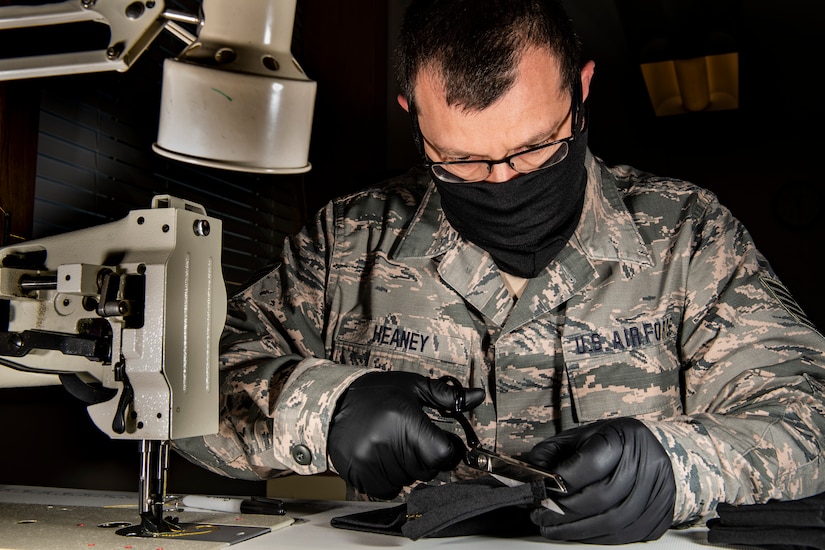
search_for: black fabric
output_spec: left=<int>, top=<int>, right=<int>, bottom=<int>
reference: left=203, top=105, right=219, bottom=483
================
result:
left=706, top=491, right=825, bottom=550
left=330, top=504, right=409, bottom=536
left=432, top=127, right=588, bottom=279
left=330, top=475, right=545, bottom=540
left=706, top=524, right=823, bottom=550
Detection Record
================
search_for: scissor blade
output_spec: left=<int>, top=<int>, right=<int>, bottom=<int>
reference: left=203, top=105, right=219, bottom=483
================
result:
left=467, top=447, right=568, bottom=494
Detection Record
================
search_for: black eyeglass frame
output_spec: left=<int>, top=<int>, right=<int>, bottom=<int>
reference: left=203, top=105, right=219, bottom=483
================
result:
left=409, top=80, right=585, bottom=184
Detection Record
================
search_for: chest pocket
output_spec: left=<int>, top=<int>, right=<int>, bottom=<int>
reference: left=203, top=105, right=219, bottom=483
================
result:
left=332, top=317, right=472, bottom=381
left=563, top=320, right=682, bottom=421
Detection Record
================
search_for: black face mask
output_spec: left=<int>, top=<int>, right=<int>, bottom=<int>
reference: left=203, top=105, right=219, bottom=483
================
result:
left=432, top=126, right=587, bottom=279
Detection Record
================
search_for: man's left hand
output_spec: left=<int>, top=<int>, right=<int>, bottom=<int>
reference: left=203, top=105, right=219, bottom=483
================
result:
left=527, top=417, right=676, bottom=544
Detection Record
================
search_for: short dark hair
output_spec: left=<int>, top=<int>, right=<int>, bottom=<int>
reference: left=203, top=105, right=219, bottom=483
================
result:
left=395, top=0, right=582, bottom=111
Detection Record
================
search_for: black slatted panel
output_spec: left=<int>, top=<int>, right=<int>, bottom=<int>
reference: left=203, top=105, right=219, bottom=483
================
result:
left=31, top=1, right=308, bottom=291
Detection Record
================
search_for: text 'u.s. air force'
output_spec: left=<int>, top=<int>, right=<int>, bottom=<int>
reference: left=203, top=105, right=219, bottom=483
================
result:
left=569, top=317, right=674, bottom=355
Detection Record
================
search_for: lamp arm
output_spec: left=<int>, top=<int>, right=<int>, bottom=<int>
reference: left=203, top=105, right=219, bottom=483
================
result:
left=161, top=9, right=199, bottom=44
left=0, top=0, right=199, bottom=81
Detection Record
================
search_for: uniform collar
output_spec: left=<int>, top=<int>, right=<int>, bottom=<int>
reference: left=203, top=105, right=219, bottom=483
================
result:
left=392, top=149, right=653, bottom=272
left=390, top=180, right=457, bottom=260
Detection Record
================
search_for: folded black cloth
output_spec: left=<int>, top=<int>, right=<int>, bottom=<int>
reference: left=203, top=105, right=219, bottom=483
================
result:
left=330, top=475, right=546, bottom=540
left=707, top=491, right=825, bottom=550
left=330, top=503, right=409, bottom=536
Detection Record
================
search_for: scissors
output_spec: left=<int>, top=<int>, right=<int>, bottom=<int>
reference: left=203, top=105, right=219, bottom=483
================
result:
left=437, top=375, right=568, bottom=494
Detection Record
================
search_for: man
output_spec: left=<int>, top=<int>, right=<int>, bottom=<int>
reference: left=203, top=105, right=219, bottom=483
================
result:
left=175, top=0, right=825, bottom=544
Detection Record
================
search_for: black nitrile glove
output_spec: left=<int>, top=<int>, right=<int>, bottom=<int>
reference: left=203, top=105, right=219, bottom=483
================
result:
left=328, top=371, right=484, bottom=500
left=527, top=417, right=676, bottom=544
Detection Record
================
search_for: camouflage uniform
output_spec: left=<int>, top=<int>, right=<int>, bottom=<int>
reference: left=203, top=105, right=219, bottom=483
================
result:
left=175, top=150, right=825, bottom=526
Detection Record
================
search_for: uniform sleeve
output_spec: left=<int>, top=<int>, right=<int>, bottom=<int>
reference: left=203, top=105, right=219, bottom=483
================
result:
left=642, top=191, right=825, bottom=525
left=173, top=201, right=371, bottom=479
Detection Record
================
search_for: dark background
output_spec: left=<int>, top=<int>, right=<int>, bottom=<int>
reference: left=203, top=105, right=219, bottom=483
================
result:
left=0, top=0, right=823, bottom=497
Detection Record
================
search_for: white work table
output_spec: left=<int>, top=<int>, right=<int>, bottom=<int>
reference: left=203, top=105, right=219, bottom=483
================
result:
left=0, top=485, right=754, bottom=550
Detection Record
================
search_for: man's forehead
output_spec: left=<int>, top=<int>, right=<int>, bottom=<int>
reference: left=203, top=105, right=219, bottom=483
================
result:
left=413, top=70, right=572, bottom=158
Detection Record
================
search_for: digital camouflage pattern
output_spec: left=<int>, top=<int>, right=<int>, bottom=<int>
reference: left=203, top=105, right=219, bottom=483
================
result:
left=174, top=150, right=825, bottom=526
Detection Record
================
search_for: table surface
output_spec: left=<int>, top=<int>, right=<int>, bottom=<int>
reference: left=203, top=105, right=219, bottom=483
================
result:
left=0, top=484, right=749, bottom=550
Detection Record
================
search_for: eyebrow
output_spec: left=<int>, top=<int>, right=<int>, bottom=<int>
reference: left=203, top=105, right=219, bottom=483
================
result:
left=425, top=108, right=571, bottom=160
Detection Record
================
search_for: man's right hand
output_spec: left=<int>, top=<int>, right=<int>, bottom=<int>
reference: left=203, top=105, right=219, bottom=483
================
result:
left=328, top=371, right=484, bottom=499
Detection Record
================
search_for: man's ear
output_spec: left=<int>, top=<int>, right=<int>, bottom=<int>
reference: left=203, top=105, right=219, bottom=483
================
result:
left=397, top=94, right=411, bottom=112
left=581, top=60, right=596, bottom=103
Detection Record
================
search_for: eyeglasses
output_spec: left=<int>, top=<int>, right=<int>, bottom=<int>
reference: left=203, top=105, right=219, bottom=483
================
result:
left=426, top=134, right=574, bottom=184
left=411, top=83, right=583, bottom=184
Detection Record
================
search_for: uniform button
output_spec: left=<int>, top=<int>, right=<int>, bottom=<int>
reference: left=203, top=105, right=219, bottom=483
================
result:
left=291, top=444, right=312, bottom=465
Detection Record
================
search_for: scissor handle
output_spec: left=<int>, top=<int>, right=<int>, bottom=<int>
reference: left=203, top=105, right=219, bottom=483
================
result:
left=437, top=375, right=481, bottom=449
left=438, top=375, right=467, bottom=412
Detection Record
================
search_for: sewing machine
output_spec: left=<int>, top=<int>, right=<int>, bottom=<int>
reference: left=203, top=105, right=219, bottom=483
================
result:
left=0, top=195, right=226, bottom=535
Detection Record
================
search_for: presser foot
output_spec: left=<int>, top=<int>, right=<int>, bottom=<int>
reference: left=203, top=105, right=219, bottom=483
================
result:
left=115, top=510, right=183, bottom=537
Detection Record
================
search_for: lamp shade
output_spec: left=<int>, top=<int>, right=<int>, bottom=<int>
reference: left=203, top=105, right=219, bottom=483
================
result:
left=153, top=0, right=316, bottom=173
